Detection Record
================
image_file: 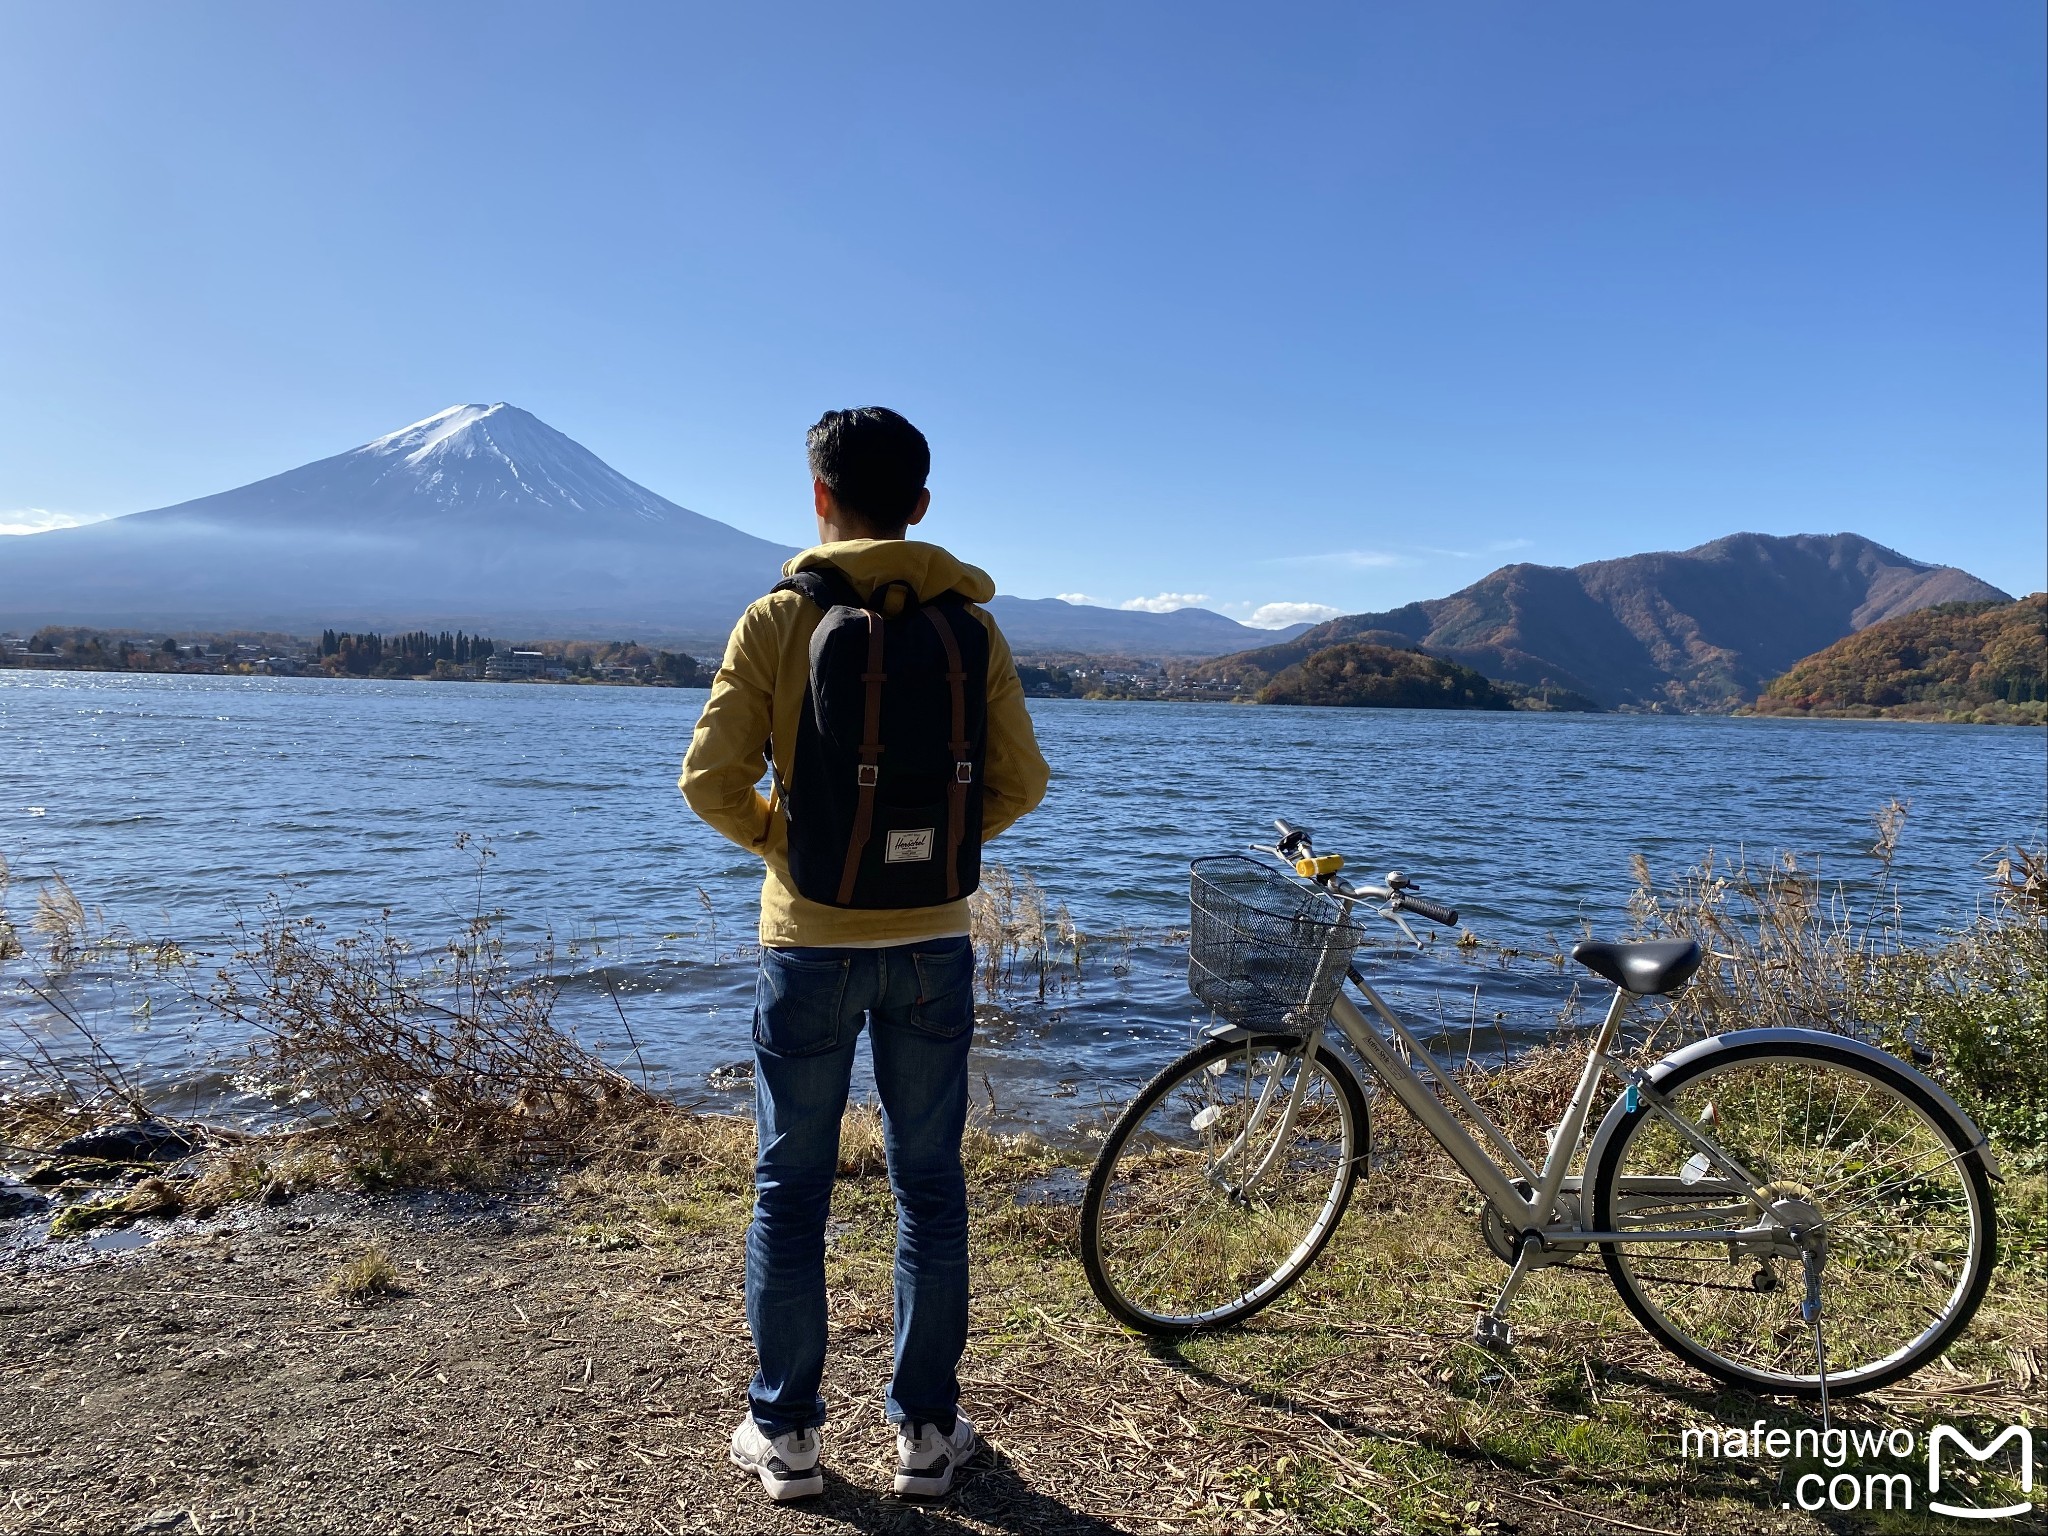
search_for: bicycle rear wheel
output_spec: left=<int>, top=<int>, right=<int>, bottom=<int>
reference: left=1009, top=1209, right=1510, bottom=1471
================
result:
left=1590, top=1036, right=1996, bottom=1397
left=1080, top=1032, right=1367, bottom=1335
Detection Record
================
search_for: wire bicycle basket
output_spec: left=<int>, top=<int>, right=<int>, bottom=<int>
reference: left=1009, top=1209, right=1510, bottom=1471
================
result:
left=1188, top=854, right=1364, bottom=1033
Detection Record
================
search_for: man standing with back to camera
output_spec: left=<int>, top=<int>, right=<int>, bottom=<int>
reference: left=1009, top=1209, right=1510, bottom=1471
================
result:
left=681, top=407, right=1049, bottom=1503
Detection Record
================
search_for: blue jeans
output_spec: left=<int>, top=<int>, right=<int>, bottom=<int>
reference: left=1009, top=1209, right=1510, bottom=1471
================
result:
left=745, top=936, right=974, bottom=1437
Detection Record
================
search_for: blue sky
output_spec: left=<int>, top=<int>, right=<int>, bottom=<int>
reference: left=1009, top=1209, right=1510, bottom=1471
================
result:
left=1, top=2, right=2041, bottom=623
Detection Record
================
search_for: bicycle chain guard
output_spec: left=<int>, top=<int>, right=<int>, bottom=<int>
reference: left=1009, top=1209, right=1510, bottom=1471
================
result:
left=1480, top=1187, right=1582, bottom=1266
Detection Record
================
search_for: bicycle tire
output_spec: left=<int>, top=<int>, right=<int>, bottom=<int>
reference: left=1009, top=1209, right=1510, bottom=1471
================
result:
left=1080, top=1032, right=1368, bottom=1336
left=1590, top=1034, right=1997, bottom=1398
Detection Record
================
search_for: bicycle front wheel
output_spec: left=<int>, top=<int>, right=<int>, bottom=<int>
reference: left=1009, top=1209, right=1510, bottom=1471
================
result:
left=1591, top=1036, right=1997, bottom=1397
left=1080, top=1032, right=1367, bottom=1335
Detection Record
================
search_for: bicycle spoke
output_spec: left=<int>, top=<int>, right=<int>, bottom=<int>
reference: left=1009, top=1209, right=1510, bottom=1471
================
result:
left=1600, top=1046, right=1987, bottom=1392
left=1086, top=1039, right=1358, bottom=1327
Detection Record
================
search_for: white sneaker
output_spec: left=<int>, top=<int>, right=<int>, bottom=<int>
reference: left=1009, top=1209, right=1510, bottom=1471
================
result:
left=728, top=1415, right=824, bottom=1502
left=893, top=1415, right=977, bottom=1498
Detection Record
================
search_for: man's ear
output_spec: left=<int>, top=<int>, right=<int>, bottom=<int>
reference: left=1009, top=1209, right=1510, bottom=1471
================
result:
left=812, top=479, right=835, bottom=520
left=905, top=488, right=931, bottom=528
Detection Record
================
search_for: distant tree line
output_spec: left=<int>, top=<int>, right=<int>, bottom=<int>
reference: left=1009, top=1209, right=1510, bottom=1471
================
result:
left=317, top=629, right=497, bottom=677
left=0, top=627, right=288, bottom=674
left=4, top=622, right=715, bottom=688
left=1015, top=663, right=1078, bottom=697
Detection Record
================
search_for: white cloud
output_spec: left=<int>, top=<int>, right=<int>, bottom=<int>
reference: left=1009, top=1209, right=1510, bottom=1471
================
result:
left=1054, top=592, right=1098, bottom=606
left=1119, top=592, right=1209, bottom=613
left=1242, top=601, right=1342, bottom=629
left=0, top=509, right=108, bottom=536
left=1412, top=537, right=1538, bottom=560
left=1264, top=549, right=1409, bottom=570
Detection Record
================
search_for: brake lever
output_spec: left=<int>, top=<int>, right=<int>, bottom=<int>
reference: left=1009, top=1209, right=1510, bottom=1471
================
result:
left=1386, top=908, right=1424, bottom=950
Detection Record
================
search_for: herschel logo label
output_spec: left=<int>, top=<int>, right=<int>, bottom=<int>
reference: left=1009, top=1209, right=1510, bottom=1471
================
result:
left=885, top=828, right=936, bottom=863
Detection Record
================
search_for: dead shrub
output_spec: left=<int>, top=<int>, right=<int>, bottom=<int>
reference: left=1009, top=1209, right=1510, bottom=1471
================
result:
left=209, top=900, right=664, bottom=1173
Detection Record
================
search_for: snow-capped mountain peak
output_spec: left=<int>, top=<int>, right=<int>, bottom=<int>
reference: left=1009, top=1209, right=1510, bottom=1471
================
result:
left=340, top=402, right=678, bottom=526
left=364, top=403, right=512, bottom=462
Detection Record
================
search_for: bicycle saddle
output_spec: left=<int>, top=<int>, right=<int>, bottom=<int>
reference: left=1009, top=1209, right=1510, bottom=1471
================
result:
left=1570, top=939, right=1703, bottom=996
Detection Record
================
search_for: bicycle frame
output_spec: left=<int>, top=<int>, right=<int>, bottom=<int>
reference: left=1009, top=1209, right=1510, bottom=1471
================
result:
left=1321, top=975, right=1783, bottom=1254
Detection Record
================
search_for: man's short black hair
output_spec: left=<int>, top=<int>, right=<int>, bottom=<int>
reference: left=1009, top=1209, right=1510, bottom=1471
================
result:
left=806, top=407, right=930, bottom=533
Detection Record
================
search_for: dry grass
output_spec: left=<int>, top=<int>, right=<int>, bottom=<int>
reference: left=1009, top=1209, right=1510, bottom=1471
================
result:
left=1621, top=807, right=2048, bottom=1184
left=967, top=859, right=1174, bottom=1005
left=1620, top=797, right=1925, bottom=1043
left=206, top=900, right=666, bottom=1175
left=0, top=1092, right=76, bottom=1157
left=969, top=862, right=1084, bottom=1001
left=0, top=851, right=19, bottom=963
left=324, top=1244, right=403, bottom=1304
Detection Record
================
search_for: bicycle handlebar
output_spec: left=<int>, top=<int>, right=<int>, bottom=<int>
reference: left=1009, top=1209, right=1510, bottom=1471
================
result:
left=1266, top=813, right=1461, bottom=929
left=1272, top=819, right=1312, bottom=859
left=1394, top=893, right=1459, bottom=927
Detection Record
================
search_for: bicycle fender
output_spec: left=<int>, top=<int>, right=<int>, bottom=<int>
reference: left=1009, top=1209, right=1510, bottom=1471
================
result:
left=1583, top=1026, right=2000, bottom=1184
left=1201, top=1020, right=1310, bottom=1049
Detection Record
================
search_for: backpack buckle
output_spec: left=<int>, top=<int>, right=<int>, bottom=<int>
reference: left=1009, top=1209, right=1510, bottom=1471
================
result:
left=955, top=761, right=973, bottom=784
left=857, top=765, right=879, bottom=788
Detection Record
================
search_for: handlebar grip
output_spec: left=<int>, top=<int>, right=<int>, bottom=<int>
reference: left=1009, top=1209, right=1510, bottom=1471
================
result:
left=1397, top=894, right=1459, bottom=927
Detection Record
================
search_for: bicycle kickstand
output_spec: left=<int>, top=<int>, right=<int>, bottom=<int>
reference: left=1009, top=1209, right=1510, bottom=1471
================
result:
left=1802, top=1246, right=1831, bottom=1433
left=1473, top=1244, right=1538, bottom=1352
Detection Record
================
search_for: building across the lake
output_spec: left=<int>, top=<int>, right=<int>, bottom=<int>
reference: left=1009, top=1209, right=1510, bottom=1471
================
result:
left=484, top=650, right=549, bottom=681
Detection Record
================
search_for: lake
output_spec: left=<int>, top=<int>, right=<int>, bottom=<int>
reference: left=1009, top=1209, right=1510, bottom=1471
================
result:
left=3, top=670, right=2042, bottom=1135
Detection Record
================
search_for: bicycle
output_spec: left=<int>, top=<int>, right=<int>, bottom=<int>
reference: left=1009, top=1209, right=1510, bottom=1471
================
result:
left=1078, top=820, right=2000, bottom=1406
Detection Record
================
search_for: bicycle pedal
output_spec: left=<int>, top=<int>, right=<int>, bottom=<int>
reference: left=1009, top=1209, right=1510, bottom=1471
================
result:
left=1471, top=1314, right=1515, bottom=1353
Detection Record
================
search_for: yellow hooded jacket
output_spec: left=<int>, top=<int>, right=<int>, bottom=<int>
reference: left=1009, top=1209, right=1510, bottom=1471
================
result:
left=680, top=539, right=1051, bottom=949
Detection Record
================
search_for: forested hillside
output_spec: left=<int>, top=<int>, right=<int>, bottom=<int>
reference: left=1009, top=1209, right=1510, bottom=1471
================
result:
left=1257, top=642, right=1513, bottom=710
left=1751, top=595, right=2045, bottom=724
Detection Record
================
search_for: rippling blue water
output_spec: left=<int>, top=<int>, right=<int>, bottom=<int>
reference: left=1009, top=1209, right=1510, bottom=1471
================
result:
left=3, top=671, right=2041, bottom=1133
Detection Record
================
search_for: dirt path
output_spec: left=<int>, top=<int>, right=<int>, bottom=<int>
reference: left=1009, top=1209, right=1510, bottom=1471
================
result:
left=0, top=1187, right=1782, bottom=1536
left=3, top=1188, right=1459, bottom=1536
left=3, top=1117, right=2035, bottom=1535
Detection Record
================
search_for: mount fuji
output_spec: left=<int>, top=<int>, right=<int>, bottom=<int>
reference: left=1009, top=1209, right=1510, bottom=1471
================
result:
left=0, top=404, right=1305, bottom=653
left=0, top=405, right=798, bottom=645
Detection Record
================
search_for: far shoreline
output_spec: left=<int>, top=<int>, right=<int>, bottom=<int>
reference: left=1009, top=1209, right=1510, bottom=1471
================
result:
left=6, top=658, right=2046, bottom=723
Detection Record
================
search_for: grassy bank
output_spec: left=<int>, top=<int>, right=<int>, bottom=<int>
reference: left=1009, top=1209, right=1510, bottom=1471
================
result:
left=4, top=1080, right=2041, bottom=1535
left=3, top=826, right=2044, bottom=1531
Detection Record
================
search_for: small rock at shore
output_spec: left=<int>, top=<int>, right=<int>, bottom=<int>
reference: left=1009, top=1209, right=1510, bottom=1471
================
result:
left=51, top=1119, right=204, bottom=1164
left=25, top=1159, right=149, bottom=1187
left=47, top=1177, right=185, bottom=1240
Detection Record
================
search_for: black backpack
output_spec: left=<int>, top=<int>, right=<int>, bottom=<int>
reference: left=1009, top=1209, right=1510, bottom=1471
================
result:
left=772, top=564, right=991, bottom=909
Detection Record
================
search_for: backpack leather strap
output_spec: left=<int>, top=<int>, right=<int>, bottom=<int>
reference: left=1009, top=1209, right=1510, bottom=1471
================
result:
left=923, top=603, right=971, bottom=902
left=771, top=564, right=864, bottom=611
left=838, top=608, right=888, bottom=905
